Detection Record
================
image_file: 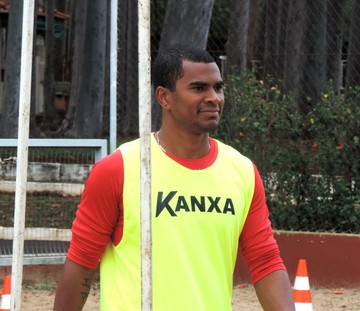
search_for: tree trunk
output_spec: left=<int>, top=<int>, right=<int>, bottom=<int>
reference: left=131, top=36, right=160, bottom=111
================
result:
left=0, top=1, right=23, bottom=137
left=54, top=0, right=68, bottom=81
left=101, top=1, right=111, bottom=138
left=225, top=0, right=250, bottom=78
left=300, top=0, right=327, bottom=113
left=59, top=1, right=85, bottom=135
left=124, top=0, right=138, bottom=136
left=283, top=0, right=306, bottom=99
left=60, top=0, right=107, bottom=138
left=159, top=0, right=214, bottom=50
left=116, top=0, right=139, bottom=137
left=42, top=0, right=57, bottom=130
left=64, top=0, right=73, bottom=82
left=276, top=0, right=290, bottom=80
left=30, top=1, right=39, bottom=137
left=263, top=0, right=280, bottom=79
left=326, top=0, right=345, bottom=93
left=247, top=0, right=260, bottom=71
left=117, top=0, right=128, bottom=137
left=345, top=0, right=360, bottom=91
left=253, top=1, right=266, bottom=75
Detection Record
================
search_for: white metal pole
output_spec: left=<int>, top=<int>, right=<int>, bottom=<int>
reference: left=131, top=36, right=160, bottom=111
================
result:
left=138, top=0, right=152, bottom=310
left=11, top=0, right=35, bottom=310
left=109, top=0, right=118, bottom=153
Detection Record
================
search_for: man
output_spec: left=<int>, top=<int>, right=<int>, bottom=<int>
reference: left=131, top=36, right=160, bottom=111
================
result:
left=53, top=44, right=294, bottom=310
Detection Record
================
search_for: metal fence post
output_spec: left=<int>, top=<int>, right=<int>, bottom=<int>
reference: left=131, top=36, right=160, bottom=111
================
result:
left=138, top=0, right=152, bottom=310
left=11, top=0, right=35, bottom=310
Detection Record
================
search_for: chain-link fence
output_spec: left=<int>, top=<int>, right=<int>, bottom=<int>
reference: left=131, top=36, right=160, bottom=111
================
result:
left=0, top=143, right=104, bottom=264
left=146, top=0, right=359, bottom=233
left=0, top=0, right=359, bottom=263
left=0, top=147, right=96, bottom=229
left=117, top=0, right=360, bottom=135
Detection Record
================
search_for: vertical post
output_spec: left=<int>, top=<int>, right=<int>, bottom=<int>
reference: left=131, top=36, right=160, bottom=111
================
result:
left=11, top=0, right=35, bottom=310
left=138, top=0, right=152, bottom=310
left=109, top=0, right=118, bottom=153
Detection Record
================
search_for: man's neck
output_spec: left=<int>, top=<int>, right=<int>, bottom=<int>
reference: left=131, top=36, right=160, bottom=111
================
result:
left=155, top=129, right=210, bottom=159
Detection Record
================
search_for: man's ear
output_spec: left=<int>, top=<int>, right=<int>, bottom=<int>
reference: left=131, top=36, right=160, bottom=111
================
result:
left=155, top=86, right=171, bottom=110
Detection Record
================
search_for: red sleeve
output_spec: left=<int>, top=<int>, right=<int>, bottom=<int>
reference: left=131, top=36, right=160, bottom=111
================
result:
left=67, top=150, right=124, bottom=269
left=239, top=164, right=286, bottom=284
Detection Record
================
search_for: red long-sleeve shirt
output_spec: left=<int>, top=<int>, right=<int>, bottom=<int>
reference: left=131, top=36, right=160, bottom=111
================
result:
left=68, top=138, right=285, bottom=284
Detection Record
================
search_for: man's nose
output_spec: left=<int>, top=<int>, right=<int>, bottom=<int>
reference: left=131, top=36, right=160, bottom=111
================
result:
left=205, top=88, right=223, bottom=104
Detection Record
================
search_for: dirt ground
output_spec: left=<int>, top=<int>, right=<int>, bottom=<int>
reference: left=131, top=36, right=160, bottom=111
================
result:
left=19, top=282, right=360, bottom=310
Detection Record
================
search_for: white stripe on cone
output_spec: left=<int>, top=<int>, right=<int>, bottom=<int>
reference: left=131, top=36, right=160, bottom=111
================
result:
left=295, top=302, right=313, bottom=311
left=0, top=293, right=11, bottom=310
left=294, top=276, right=311, bottom=290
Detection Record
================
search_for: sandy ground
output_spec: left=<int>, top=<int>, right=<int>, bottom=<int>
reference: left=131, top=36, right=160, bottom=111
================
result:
left=18, top=282, right=360, bottom=310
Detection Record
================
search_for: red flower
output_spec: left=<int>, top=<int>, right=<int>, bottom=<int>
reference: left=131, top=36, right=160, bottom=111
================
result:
left=312, top=143, right=318, bottom=149
left=336, top=144, right=344, bottom=150
left=239, top=132, right=245, bottom=138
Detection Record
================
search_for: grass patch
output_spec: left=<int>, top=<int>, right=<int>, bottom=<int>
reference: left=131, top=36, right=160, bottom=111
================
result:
left=0, top=192, right=79, bottom=228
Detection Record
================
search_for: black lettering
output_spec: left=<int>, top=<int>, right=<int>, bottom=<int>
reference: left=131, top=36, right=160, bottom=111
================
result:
left=156, top=191, right=177, bottom=217
left=156, top=192, right=236, bottom=216
left=190, top=196, right=205, bottom=212
left=175, top=196, right=190, bottom=212
left=223, top=198, right=235, bottom=215
left=207, top=196, right=221, bottom=213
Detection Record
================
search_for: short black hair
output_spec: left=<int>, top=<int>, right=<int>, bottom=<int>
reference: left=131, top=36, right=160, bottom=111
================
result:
left=153, top=44, right=215, bottom=92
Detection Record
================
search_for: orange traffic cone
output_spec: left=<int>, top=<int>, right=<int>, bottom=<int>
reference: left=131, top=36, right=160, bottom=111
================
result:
left=0, top=275, right=11, bottom=311
left=293, top=259, right=313, bottom=311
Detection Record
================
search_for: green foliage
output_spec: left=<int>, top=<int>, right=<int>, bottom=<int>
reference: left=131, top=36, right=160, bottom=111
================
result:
left=214, top=73, right=360, bottom=233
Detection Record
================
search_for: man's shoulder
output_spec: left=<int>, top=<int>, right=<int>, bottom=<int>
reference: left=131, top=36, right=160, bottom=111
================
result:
left=118, top=137, right=140, bottom=152
left=213, top=138, right=250, bottom=160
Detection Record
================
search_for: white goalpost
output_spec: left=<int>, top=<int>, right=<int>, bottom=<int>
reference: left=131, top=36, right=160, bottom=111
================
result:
left=109, top=0, right=118, bottom=153
left=11, top=0, right=35, bottom=310
left=138, top=0, right=153, bottom=310
left=9, top=1, right=152, bottom=309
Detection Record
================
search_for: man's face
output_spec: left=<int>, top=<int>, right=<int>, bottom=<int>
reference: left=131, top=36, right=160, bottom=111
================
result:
left=166, top=60, right=225, bottom=134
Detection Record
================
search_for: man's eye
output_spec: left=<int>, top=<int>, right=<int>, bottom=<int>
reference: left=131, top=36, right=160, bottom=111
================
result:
left=193, top=86, right=204, bottom=91
left=215, top=85, right=224, bottom=92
